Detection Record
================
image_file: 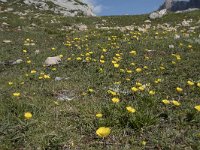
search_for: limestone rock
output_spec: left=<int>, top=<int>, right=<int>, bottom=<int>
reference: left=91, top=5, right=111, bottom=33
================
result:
left=44, top=56, right=61, bottom=66
left=149, top=9, right=167, bottom=19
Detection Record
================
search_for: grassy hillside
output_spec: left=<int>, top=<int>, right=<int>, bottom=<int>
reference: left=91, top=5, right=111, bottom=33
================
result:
left=0, top=3, right=200, bottom=149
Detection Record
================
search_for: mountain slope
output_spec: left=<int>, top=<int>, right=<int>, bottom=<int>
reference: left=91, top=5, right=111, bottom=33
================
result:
left=0, top=0, right=94, bottom=16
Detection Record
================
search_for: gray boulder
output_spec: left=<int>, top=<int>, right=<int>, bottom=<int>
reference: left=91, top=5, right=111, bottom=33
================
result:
left=149, top=9, right=167, bottom=19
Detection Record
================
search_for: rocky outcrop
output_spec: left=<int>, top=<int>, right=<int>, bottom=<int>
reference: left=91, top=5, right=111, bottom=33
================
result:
left=159, top=0, right=200, bottom=11
left=0, top=0, right=95, bottom=16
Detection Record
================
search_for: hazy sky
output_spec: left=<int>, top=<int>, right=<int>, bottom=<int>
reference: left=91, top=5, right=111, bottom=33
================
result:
left=83, top=0, right=166, bottom=16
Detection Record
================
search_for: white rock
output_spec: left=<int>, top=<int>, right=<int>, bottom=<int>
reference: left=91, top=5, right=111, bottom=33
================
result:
left=144, top=20, right=151, bottom=23
left=174, top=34, right=180, bottom=39
left=75, top=24, right=88, bottom=31
left=23, top=0, right=95, bottom=17
left=149, top=9, right=167, bottom=19
left=44, top=56, right=61, bottom=66
left=169, top=45, right=174, bottom=49
left=182, top=20, right=190, bottom=27
left=35, top=50, right=40, bottom=54
left=12, top=59, right=23, bottom=65
left=3, top=40, right=11, bottom=43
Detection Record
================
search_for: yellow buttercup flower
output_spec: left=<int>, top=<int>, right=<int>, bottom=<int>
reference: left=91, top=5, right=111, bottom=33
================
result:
left=187, top=80, right=194, bottom=86
left=51, top=47, right=56, bottom=51
left=162, top=99, right=170, bottom=105
left=43, top=74, right=50, bottom=79
left=149, top=90, right=155, bottom=95
left=136, top=68, right=142, bottom=73
left=96, top=127, right=111, bottom=138
left=100, top=59, right=105, bottom=64
left=114, top=63, right=120, bottom=68
left=172, top=100, right=181, bottom=106
left=176, top=87, right=183, bottom=93
left=194, top=105, right=200, bottom=111
left=138, top=86, right=145, bottom=91
left=197, top=82, right=200, bottom=87
left=126, top=106, right=136, bottom=113
left=126, top=70, right=132, bottom=74
left=131, top=87, right=138, bottom=92
left=23, top=49, right=27, bottom=53
left=136, top=82, right=142, bottom=87
left=26, top=60, right=31, bottom=64
left=13, top=92, right=20, bottom=97
left=112, top=97, right=120, bottom=103
left=31, top=70, right=37, bottom=74
left=8, top=82, right=13, bottom=85
left=129, top=50, right=137, bottom=56
left=24, top=112, right=32, bottom=119
left=96, top=113, right=103, bottom=118
left=107, top=90, right=117, bottom=96
left=88, top=88, right=94, bottom=93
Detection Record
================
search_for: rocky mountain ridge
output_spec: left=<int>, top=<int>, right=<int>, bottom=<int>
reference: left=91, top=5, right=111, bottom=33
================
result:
left=0, top=0, right=95, bottom=16
left=160, top=0, right=200, bottom=11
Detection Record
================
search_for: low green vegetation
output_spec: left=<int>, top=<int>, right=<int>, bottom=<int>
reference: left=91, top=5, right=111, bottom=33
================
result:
left=0, top=2, right=200, bottom=149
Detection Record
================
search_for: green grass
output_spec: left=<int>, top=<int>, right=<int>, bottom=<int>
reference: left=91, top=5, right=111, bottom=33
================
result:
left=0, top=2, right=200, bottom=149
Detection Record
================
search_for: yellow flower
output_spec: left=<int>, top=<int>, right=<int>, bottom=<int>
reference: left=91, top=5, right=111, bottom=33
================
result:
left=112, top=97, right=120, bottom=103
left=129, top=50, right=137, bottom=56
left=172, top=100, right=181, bottom=106
left=96, top=113, right=103, bottom=118
left=194, top=105, right=200, bottom=111
left=160, top=66, right=165, bottom=70
left=24, top=112, right=32, bottom=119
left=13, top=92, right=20, bottom=97
left=67, top=58, right=72, bottom=61
left=31, top=70, right=37, bottom=74
left=102, top=48, right=107, bottom=52
left=131, top=87, right=138, bottom=92
left=23, top=49, right=27, bottom=53
left=96, top=127, right=111, bottom=138
left=107, top=90, right=117, bottom=96
left=172, top=61, right=176, bottom=64
left=76, top=57, right=82, bottom=61
left=88, top=88, right=94, bottom=93
left=126, top=70, right=132, bottom=74
left=126, top=106, right=136, bottom=113
left=136, top=82, right=142, bottom=87
left=138, top=86, right=145, bottom=91
left=38, top=76, right=43, bottom=79
left=162, top=99, right=170, bottom=105
left=187, top=80, right=194, bottom=86
left=154, top=79, right=161, bottom=84
left=100, top=59, right=105, bottom=64
left=114, top=63, right=120, bottom=68
left=197, top=82, right=200, bottom=87
left=136, top=68, right=142, bottom=73
left=141, top=141, right=147, bottom=146
left=27, top=60, right=31, bottom=64
left=176, top=87, right=183, bottom=93
left=120, top=69, right=125, bottom=73
left=130, top=62, right=135, bottom=66
left=149, top=90, right=155, bottom=95
left=52, top=68, right=57, bottom=71
left=43, top=74, right=50, bottom=79
left=51, top=47, right=56, bottom=51
left=59, top=55, right=63, bottom=58
left=8, top=82, right=13, bottom=85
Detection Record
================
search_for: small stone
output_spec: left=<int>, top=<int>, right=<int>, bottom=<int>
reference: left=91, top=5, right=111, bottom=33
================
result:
left=44, top=56, right=61, bottom=66
left=3, top=40, right=11, bottom=43
left=12, top=59, right=23, bottom=65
